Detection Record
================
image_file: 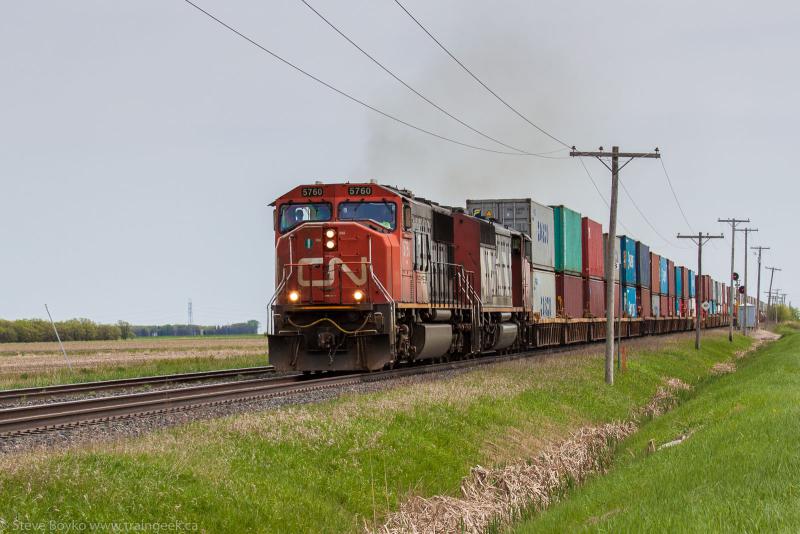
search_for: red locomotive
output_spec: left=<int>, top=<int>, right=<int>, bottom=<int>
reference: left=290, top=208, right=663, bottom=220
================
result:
left=268, top=181, right=532, bottom=371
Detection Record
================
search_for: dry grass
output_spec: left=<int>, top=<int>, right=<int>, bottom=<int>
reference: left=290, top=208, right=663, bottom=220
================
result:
left=639, top=378, right=692, bottom=419
left=0, top=336, right=264, bottom=355
left=710, top=362, right=737, bottom=375
left=376, top=422, right=637, bottom=534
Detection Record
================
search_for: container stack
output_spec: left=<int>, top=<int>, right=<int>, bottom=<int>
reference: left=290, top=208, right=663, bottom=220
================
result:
left=650, top=252, right=661, bottom=317
left=604, top=232, right=622, bottom=316
left=681, top=267, right=689, bottom=317
left=674, top=266, right=683, bottom=317
left=619, top=236, right=638, bottom=318
left=636, top=241, right=651, bottom=317
left=659, top=257, right=669, bottom=318
left=465, top=198, right=557, bottom=319
left=552, top=206, right=584, bottom=318
left=667, top=259, right=676, bottom=317
left=581, top=217, right=604, bottom=318
left=688, top=269, right=696, bottom=317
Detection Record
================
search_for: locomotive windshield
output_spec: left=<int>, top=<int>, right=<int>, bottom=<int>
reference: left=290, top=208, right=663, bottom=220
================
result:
left=338, top=202, right=396, bottom=230
left=279, top=203, right=331, bottom=232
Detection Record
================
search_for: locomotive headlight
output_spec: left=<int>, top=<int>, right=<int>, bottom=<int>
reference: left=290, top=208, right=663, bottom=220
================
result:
left=353, top=290, right=364, bottom=301
left=288, top=290, right=300, bottom=303
left=325, top=229, right=336, bottom=239
left=325, top=239, right=336, bottom=249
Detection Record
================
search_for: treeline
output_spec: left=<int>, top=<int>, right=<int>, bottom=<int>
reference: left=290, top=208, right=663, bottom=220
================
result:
left=0, top=319, right=260, bottom=343
left=0, top=319, right=134, bottom=343
left=131, top=320, right=259, bottom=337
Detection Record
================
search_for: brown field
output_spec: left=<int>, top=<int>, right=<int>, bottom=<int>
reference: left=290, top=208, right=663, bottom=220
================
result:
left=0, top=336, right=267, bottom=374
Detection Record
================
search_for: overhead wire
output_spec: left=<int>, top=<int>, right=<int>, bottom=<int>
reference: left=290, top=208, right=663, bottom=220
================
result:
left=618, top=179, right=690, bottom=249
left=182, top=0, right=532, bottom=156
left=298, top=0, right=567, bottom=158
left=659, top=156, right=695, bottom=233
left=391, top=0, right=571, bottom=149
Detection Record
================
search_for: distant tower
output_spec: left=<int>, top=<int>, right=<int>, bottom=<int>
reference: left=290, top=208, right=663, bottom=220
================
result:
left=188, top=299, right=193, bottom=331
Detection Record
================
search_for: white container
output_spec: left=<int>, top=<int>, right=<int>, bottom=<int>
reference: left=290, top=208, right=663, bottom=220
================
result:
left=466, top=198, right=555, bottom=271
left=738, top=304, right=756, bottom=328
left=651, top=294, right=661, bottom=317
left=532, top=268, right=556, bottom=318
left=688, top=298, right=696, bottom=317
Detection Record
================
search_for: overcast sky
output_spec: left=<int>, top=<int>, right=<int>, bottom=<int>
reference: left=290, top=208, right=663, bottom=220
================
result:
left=1, top=0, right=797, bottom=327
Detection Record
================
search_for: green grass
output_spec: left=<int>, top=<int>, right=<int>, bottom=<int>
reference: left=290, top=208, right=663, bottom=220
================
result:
left=0, top=332, right=751, bottom=533
left=0, top=354, right=269, bottom=391
left=513, top=327, right=800, bottom=533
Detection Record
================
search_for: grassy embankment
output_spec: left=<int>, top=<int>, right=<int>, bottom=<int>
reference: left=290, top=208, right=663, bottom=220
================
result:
left=514, top=326, right=800, bottom=533
left=0, top=332, right=749, bottom=532
left=0, top=336, right=268, bottom=391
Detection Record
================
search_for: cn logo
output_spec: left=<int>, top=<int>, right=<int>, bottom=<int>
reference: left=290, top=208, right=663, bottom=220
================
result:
left=297, top=257, right=368, bottom=287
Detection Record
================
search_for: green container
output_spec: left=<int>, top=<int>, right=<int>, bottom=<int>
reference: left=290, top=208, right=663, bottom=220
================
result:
left=551, top=205, right=583, bottom=274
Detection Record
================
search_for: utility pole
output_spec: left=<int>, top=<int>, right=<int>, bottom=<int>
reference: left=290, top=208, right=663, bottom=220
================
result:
left=678, top=232, right=724, bottom=349
left=718, top=218, right=749, bottom=341
left=750, top=246, right=769, bottom=329
left=736, top=228, right=758, bottom=334
left=772, top=289, right=782, bottom=322
left=188, top=298, right=194, bottom=335
left=765, top=266, right=781, bottom=323
left=571, top=146, right=661, bottom=385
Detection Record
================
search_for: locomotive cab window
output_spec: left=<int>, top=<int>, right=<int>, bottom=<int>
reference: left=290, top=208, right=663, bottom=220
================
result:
left=338, top=202, right=397, bottom=231
left=279, top=203, right=331, bottom=232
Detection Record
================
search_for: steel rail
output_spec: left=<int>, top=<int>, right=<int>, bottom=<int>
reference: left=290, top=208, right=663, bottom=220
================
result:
left=0, top=366, right=276, bottom=402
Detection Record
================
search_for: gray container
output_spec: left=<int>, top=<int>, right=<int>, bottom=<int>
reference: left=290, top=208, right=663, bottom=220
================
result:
left=467, top=198, right=555, bottom=271
left=532, top=268, right=556, bottom=318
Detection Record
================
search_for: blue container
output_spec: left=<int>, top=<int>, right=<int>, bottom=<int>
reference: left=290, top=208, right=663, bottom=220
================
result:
left=659, top=257, right=669, bottom=294
left=675, top=266, right=683, bottom=298
left=623, top=285, right=638, bottom=318
left=636, top=241, right=651, bottom=288
left=675, top=297, right=681, bottom=316
left=619, top=236, right=637, bottom=285
left=688, top=270, right=696, bottom=297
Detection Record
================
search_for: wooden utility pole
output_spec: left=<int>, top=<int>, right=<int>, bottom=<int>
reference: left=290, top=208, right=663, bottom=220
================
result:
left=718, top=218, right=749, bottom=341
left=678, top=232, right=724, bottom=349
left=765, top=266, right=781, bottom=323
left=570, top=146, right=660, bottom=385
left=750, top=246, right=769, bottom=329
left=737, top=228, right=758, bottom=334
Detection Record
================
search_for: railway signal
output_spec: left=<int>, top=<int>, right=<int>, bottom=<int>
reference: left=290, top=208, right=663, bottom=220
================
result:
left=719, top=218, right=749, bottom=341
left=570, top=146, right=661, bottom=385
left=677, top=232, right=724, bottom=349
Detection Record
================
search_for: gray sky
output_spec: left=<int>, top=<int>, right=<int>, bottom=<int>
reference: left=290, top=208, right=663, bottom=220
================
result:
left=1, top=0, right=797, bottom=326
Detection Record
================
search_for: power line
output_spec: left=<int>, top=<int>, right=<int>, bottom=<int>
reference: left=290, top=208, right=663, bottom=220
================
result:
left=391, top=0, right=571, bottom=149
left=659, top=157, right=694, bottom=232
left=298, top=0, right=567, bottom=159
left=182, top=0, right=530, bottom=156
left=575, top=158, right=635, bottom=238
left=619, top=179, right=689, bottom=249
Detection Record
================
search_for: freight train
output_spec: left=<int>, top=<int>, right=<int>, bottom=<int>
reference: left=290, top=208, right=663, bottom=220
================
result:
left=267, top=182, right=730, bottom=372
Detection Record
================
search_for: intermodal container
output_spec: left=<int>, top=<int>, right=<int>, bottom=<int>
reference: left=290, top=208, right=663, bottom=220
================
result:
left=650, top=252, right=660, bottom=294
left=619, top=236, right=637, bottom=285
left=688, top=270, right=696, bottom=297
left=639, top=287, right=652, bottom=317
left=651, top=293, right=661, bottom=317
left=660, top=295, right=671, bottom=317
left=583, top=277, right=604, bottom=317
left=623, top=285, right=638, bottom=318
left=688, top=298, right=696, bottom=317
left=667, top=260, right=675, bottom=297
left=659, top=257, right=668, bottom=294
left=466, top=198, right=555, bottom=270
left=581, top=217, right=604, bottom=279
left=552, top=206, right=582, bottom=274
left=556, top=272, right=584, bottom=318
left=682, top=268, right=689, bottom=299
left=636, top=242, right=651, bottom=288
left=675, top=266, right=683, bottom=299
left=532, top=268, right=556, bottom=318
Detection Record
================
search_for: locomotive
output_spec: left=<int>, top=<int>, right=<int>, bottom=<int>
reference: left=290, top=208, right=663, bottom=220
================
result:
left=267, top=181, right=725, bottom=372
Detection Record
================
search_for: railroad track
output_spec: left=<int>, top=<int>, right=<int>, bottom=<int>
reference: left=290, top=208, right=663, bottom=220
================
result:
left=0, top=343, right=594, bottom=437
left=0, top=366, right=276, bottom=402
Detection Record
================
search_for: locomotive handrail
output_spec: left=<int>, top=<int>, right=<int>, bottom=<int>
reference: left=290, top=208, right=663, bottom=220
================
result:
left=267, top=236, right=295, bottom=335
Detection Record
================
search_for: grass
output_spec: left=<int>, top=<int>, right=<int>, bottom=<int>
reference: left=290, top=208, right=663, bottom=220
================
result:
left=0, top=332, right=751, bottom=533
left=0, top=353, right=269, bottom=391
left=513, top=326, right=800, bottom=533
